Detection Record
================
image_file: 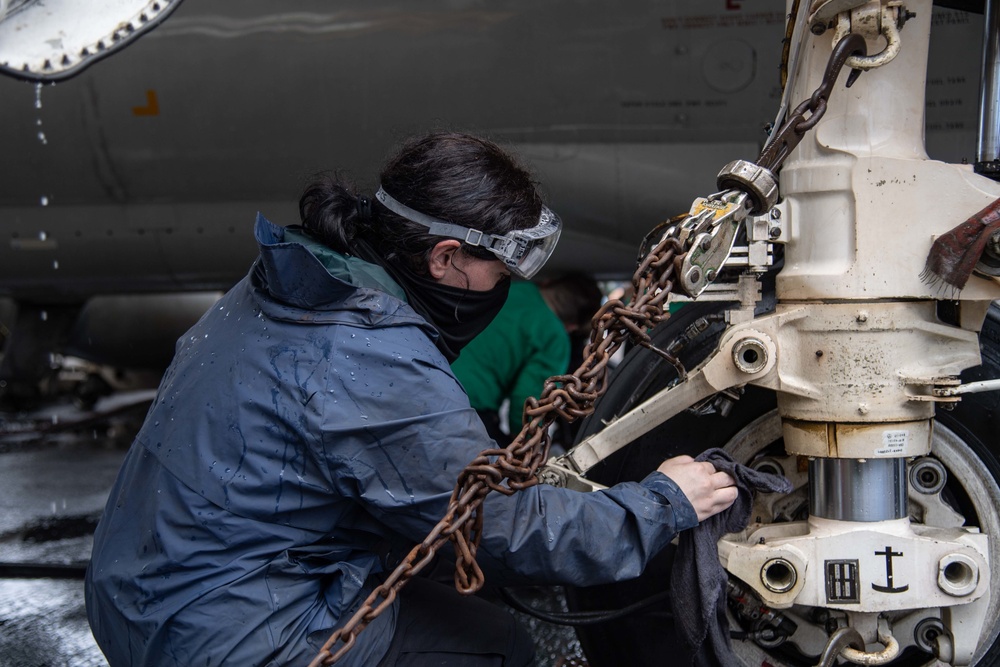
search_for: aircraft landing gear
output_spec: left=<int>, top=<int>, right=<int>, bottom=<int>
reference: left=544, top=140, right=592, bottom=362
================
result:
left=567, top=301, right=1000, bottom=667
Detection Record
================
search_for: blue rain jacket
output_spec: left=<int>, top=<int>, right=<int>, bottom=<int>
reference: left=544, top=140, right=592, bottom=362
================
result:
left=85, top=214, right=698, bottom=667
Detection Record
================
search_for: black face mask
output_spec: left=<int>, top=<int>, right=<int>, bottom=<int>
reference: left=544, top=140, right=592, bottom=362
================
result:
left=354, top=241, right=510, bottom=361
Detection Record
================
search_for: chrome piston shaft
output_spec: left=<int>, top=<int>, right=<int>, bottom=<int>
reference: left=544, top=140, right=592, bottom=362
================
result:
left=809, top=457, right=908, bottom=522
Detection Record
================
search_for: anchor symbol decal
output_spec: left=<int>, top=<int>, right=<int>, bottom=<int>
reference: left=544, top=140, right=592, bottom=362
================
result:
left=871, top=546, right=909, bottom=593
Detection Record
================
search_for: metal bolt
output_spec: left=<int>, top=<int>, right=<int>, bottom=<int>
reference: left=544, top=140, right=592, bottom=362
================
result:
left=914, top=618, right=948, bottom=654
left=770, top=208, right=781, bottom=220
left=856, top=311, right=869, bottom=323
left=699, top=237, right=712, bottom=251
left=858, top=403, right=870, bottom=415
left=910, top=457, right=947, bottom=495
left=733, top=337, right=769, bottom=374
left=938, top=554, right=979, bottom=597
left=687, top=267, right=701, bottom=284
left=810, top=21, right=827, bottom=35
left=706, top=269, right=718, bottom=281
left=815, top=350, right=824, bottom=358
left=768, top=226, right=781, bottom=239
left=761, top=558, right=797, bottom=593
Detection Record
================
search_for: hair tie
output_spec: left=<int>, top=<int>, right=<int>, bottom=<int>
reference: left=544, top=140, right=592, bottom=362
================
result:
left=356, top=196, right=372, bottom=222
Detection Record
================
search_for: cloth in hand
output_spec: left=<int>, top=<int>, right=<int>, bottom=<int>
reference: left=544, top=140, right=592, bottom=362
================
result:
left=669, top=447, right=794, bottom=667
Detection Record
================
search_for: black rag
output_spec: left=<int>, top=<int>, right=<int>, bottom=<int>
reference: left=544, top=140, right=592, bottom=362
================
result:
left=669, top=447, right=794, bottom=667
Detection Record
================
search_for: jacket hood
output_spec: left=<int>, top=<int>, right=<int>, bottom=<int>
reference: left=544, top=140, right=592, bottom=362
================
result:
left=252, top=213, right=433, bottom=333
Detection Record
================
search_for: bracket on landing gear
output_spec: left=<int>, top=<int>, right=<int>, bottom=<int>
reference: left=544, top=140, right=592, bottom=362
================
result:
left=539, top=320, right=779, bottom=492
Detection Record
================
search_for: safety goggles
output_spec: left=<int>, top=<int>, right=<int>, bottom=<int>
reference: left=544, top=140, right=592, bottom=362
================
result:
left=375, top=186, right=561, bottom=279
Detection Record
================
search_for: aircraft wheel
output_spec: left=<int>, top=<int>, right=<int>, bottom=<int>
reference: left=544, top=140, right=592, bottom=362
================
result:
left=567, top=301, right=1000, bottom=667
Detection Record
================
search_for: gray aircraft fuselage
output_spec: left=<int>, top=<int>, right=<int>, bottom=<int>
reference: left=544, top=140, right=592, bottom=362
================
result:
left=0, top=1, right=984, bottom=375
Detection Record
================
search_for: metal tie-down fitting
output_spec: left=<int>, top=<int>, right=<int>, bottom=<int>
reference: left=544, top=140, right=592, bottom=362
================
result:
left=717, top=159, right=779, bottom=215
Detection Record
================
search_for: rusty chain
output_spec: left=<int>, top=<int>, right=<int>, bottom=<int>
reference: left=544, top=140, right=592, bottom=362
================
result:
left=308, top=35, right=866, bottom=667
left=308, top=224, right=691, bottom=667
left=758, top=32, right=866, bottom=172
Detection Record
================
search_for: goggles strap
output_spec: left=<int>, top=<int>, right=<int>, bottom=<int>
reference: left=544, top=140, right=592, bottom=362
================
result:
left=375, top=187, right=498, bottom=249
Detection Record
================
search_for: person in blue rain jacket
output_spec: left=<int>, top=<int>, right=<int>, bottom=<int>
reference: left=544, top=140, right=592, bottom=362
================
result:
left=85, top=133, right=738, bottom=667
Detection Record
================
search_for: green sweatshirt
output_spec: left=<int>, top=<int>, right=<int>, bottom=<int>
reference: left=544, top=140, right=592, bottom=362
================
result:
left=451, top=281, right=570, bottom=436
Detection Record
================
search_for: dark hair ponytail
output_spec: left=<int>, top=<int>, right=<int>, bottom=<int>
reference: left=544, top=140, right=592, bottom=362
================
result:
left=298, top=133, right=544, bottom=276
left=297, top=173, right=363, bottom=254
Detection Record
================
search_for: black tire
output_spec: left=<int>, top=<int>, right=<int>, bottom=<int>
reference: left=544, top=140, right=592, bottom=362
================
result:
left=567, top=301, right=1000, bottom=667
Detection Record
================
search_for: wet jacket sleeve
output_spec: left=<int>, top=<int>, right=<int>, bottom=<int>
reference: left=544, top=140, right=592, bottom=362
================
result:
left=318, top=335, right=698, bottom=588
left=476, top=469, right=698, bottom=586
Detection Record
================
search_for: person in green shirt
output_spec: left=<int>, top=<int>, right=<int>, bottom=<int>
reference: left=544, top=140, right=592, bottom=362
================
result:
left=452, top=273, right=602, bottom=445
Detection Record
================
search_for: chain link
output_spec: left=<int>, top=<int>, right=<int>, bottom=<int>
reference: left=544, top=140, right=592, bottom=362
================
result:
left=757, top=32, right=866, bottom=172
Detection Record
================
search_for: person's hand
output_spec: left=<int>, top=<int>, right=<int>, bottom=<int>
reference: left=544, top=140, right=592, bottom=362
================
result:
left=657, top=455, right=738, bottom=522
